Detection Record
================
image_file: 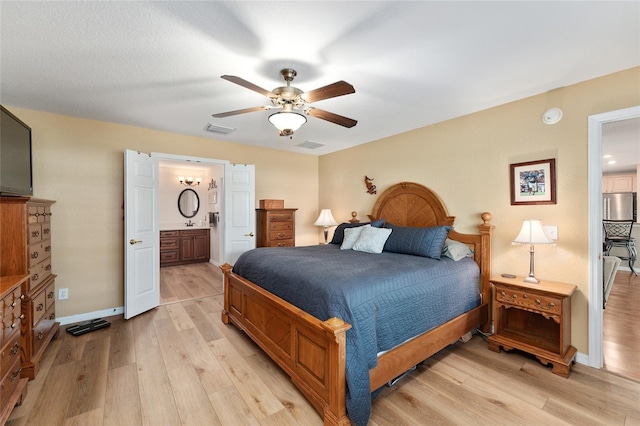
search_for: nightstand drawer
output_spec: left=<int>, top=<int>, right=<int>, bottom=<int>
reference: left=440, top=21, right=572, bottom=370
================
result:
left=495, top=288, right=562, bottom=315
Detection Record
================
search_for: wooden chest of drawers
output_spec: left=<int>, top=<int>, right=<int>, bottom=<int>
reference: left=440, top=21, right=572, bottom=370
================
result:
left=0, top=274, right=29, bottom=424
left=22, top=199, right=60, bottom=380
left=256, top=208, right=297, bottom=247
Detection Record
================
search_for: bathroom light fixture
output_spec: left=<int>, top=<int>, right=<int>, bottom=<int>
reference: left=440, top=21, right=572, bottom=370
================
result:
left=513, top=219, right=555, bottom=283
left=178, top=176, right=201, bottom=187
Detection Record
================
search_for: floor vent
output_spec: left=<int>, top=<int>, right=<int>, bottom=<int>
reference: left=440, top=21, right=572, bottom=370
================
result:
left=296, top=140, right=325, bottom=149
left=204, top=123, right=236, bottom=134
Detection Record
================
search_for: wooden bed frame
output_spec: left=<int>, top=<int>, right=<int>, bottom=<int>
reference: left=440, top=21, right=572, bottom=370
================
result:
left=220, top=182, right=493, bottom=425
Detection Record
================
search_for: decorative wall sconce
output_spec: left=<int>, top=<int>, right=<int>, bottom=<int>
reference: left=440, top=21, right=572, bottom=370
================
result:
left=178, top=176, right=201, bottom=186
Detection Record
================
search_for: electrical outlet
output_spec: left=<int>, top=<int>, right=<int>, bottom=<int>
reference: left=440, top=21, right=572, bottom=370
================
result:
left=58, top=288, right=68, bottom=300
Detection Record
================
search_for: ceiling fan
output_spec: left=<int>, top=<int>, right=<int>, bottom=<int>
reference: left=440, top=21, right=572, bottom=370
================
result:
left=212, top=68, right=357, bottom=137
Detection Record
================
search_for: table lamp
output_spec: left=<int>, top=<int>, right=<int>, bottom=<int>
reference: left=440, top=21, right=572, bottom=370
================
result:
left=512, top=219, right=555, bottom=283
left=314, top=209, right=338, bottom=244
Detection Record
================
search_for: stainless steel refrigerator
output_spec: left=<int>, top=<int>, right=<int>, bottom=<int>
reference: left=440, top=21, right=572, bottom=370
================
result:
left=603, top=192, right=637, bottom=221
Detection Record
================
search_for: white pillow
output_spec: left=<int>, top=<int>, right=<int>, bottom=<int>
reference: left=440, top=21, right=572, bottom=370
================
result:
left=352, top=227, right=392, bottom=254
left=341, top=225, right=370, bottom=250
left=441, top=238, right=474, bottom=261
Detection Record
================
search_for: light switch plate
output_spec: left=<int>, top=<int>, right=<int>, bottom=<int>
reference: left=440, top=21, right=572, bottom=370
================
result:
left=544, top=225, right=558, bottom=240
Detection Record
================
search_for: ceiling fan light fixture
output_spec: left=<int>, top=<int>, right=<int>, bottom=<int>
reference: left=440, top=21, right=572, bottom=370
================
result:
left=268, top=111, right=307, bottom=135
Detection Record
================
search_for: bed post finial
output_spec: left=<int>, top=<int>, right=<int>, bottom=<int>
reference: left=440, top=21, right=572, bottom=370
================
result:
left=481, top=212, right=492, bottom=225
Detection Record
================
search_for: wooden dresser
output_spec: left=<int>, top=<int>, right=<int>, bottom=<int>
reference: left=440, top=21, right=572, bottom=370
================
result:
left=0, top=275, right=28, bottom=424
left=256, top=208, right=297, bottom=247
left=160, top=229, right=210, bottom=266
left=22, top=199, right=60, bottom=380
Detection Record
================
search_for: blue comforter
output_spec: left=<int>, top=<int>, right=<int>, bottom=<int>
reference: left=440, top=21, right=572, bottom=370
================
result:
left=232, top=244, right=480, bottom=425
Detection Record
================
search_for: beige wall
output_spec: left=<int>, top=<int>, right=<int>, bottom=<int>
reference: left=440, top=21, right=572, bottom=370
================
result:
left=7, top=107, right=319, bottom=318
left=319, top=67, right=640, bottom=355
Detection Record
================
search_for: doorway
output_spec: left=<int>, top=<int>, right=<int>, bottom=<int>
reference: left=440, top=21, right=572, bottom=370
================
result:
left=587, top=105, right=640, bottom=371
left=124, top=151, right=256, bottom=318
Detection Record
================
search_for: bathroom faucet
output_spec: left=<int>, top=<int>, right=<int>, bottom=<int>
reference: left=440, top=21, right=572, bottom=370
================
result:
left=186, top=219, right=194, bottom=227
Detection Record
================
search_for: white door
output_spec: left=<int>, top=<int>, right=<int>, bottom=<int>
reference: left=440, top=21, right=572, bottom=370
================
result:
left=124, top=150, right=160, bottom=319
left=224, top=164, right=256, bottom=265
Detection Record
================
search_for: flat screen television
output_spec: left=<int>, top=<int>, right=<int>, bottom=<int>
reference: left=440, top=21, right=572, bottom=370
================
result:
left=0, top=105, right=33, bottom=196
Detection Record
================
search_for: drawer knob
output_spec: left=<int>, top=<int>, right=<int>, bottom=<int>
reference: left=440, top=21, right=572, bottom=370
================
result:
left=548, top=302, right=556, bottom=308
left=535, top=299, right=541, bottom=305
left=10, top=342, right=19, bottom=355
left=37, top=331, right=44, bottom=340
left=48, top=291, right=54, bottom=299
left=36, top=303, right=44, bottom=311
left=522, top=294, right=528, bottom=299
left=31, top=252, right=39, bottom=259
left=511, top=294, right=517, bottom=299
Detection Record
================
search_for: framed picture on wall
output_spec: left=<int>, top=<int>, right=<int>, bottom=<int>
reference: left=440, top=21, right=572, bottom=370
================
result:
left=510, top=158, right=556, bottom=205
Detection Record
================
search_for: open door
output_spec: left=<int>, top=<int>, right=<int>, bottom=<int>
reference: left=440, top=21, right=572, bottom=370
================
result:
left=224, top=164, right=256, bottom=265
left=124, top=150, right=160, bottom=319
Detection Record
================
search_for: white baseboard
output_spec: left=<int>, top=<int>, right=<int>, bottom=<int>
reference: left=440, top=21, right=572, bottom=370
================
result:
left=57, top=306, right=124, bottom=326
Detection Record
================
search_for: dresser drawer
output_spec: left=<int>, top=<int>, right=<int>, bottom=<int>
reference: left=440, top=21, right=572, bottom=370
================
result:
left=29, top=260, right=52, bottom=291
left=269, top=230, right=294, bottom=241
left=0, top=357, right=23, bottom=407
left=495, top=286, right=562, bottom=315
left=267, top=240, right=294, bottom=247
left=32, top=305, right=56, bottom=358
left=28, top=224, right=42, bottom=244
left=45, top=281, right=55, bottom=311
left=268, top=213, right=294, bottom=222
left=1, top=310, right=20, bottom=346
left=0, top=334, right=20, bottom=379
left=32, top=289, right=47, bottom=326
left=160, top=250, right=179, bottom=263
left=180, top=229, right=208, bottom=237
left=1, top=288, right=21, bottom=317
left=268, top=222, right=293, bottom=231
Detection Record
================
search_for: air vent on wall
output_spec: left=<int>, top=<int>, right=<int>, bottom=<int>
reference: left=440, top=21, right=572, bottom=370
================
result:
left=296, top=140, right=325, bottom=149
left=204, top=123, right=236, bottom=134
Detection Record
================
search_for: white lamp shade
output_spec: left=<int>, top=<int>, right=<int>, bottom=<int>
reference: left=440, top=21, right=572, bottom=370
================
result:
left=314, top=209, right=338, bottom=227
left=268, top=111, right=307, bottom=132
left=513, top=220, right=554, bottom=245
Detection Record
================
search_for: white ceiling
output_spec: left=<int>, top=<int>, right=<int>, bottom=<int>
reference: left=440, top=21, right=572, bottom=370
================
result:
left=1, top=1, right=639, bottom=157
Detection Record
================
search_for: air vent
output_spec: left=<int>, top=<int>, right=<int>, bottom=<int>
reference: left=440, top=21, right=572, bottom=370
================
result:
left=204, top=123, right=236, bottom=134
left=296, top=140, right=325, bottom=149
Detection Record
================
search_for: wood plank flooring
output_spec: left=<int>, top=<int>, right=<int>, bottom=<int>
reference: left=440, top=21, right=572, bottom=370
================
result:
left=603, top=270, right=640, bottom=380
left=7, top=265, right=640, bottom=425
left=160, top=262, right=222, bottom=305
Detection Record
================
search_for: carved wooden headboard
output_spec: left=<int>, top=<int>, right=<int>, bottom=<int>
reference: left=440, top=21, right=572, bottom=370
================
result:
left=367, top=181, right=493, bottom=310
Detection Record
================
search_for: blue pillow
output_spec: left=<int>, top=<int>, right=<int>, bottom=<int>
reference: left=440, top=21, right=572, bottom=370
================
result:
left=330, top=219, right=385, bottom=244
left=383, top=224, right=451, bottom=259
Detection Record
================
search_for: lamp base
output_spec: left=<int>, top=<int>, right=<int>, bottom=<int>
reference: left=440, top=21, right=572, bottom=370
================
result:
left=524, top=275, right=540, bottom=284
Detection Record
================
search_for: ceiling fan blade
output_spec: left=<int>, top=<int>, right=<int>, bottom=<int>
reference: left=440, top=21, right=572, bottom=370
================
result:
left=301, top=81, right=355, bottom=103
left=307, top=108, right=357, bottom=128
left=221, top=75, right=277, bottom=98
left=212, top=106, right=269, bottom=118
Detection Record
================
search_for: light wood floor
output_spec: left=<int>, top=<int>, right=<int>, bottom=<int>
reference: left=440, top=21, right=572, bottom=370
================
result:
left=7, top=266, right=640, bottom=425
left=603, top=270, right=640, bottom=380
left=160, top=262, right=222, bottom=305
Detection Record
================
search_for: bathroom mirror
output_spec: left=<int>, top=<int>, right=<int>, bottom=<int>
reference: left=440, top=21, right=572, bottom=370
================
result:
left=178, top=189, right=200, bottom=218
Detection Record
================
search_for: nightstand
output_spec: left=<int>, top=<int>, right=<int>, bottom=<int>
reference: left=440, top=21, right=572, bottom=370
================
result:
left=487, top=275, right=577, bottom=378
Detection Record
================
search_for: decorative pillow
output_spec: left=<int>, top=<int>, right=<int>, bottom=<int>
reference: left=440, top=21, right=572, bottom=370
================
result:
left=383, top=224, right=451, bottom=259
left=341, top=225, right=371, bottom=250
left=442, top=238, right=474, bottom=261
left=352, top=227, right=392, bottom=254
left=330, top=219, right=385, bottom=244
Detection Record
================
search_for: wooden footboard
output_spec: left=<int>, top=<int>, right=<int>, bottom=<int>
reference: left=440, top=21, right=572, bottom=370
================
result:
left=220, top=263, right=352, bottom=425
left=220, top=265, right=488, bottom=425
